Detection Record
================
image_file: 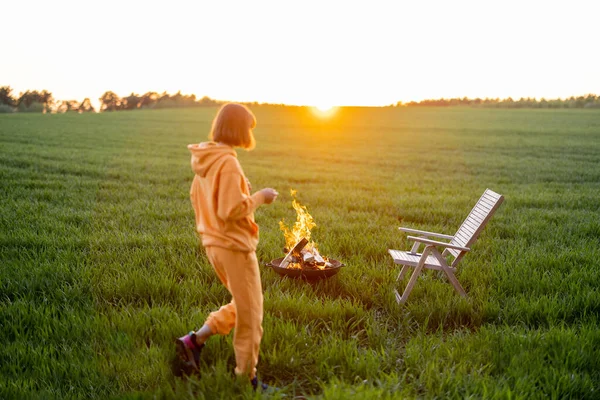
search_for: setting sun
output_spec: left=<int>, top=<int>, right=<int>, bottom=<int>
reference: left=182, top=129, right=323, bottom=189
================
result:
left=315, top=104, right=333, bottom=112
left=311, top=104, right=338, bottom=118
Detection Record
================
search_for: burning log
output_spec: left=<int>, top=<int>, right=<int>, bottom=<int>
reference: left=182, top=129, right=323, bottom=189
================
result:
left=302, top=250, right=315, bottom=263
left=312, top=248, right=326, bottom=265
left=279, top=238, right=308, bottom=269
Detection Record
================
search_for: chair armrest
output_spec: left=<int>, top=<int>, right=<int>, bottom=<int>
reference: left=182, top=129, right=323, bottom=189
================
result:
left=407, top=236, right=470, bottom=252
left=399, top=227, right=454, bottom=240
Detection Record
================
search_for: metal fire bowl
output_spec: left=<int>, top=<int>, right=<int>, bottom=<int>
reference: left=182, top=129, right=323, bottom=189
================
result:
left=266, top=257, right=344, bottom=280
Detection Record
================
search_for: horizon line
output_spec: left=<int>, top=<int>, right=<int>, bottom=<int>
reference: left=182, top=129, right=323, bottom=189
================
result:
left=1, top=85, right=599, bottom=108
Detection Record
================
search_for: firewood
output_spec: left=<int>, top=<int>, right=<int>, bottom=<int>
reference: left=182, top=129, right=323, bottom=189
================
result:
left=303, top=251, right=315, bottom=263
left=313, top=248, right=325, bottom=265
left=279, top=238, right=308, bottom=269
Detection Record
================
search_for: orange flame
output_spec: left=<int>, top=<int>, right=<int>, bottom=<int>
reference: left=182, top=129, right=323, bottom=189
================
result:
left=279, top=189, right=318, bottom=251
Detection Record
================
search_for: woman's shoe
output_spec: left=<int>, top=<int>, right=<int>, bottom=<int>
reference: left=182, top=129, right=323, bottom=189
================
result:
left=251, top=376, right=278, bottom=393
left=174, top=331, right=204, bottom=375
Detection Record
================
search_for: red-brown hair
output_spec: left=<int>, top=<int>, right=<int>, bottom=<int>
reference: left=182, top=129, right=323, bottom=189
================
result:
left=209, top=103, right=256, bottom=150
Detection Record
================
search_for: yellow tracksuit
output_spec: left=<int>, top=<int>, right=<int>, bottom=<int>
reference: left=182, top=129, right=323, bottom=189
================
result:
left=187, top=142, right=266, bottom=378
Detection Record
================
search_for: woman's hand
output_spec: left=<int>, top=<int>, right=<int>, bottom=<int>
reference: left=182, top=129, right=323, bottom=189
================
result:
left=245, top=178, right=252, bottom=193
left=259, top=188, right=278, bottom=204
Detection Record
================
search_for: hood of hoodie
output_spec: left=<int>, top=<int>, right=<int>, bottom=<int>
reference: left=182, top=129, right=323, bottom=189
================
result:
left=187, top=142, right=237, bottom=177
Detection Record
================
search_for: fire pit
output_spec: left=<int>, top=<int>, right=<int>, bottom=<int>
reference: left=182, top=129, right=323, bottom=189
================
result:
left=267, top=190, right=344, bottom=280
left=266, top=257, right=344, bottom=280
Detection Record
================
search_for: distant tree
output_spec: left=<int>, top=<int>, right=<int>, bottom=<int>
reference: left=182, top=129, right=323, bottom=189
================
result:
left=99, top=91, right=121, bottom=111
left=78, top=98, right=95, bottom=113
left=171, top=91, right=183, bottom=104
left=153, top=92, right=174, bottom=108
left=195, top=95, right=216, bottom=107
left=17, top=90, right=53, bottom=110
left=574, top=96, right=586, bottom=108
left=57, top=100, right=80, bottom=113
left=139, top=92, right=159, bottom=108
left=158, top=92, right=170, bottom=102
left=0, top=86, right=16, bottom=106
left=182, top=93, right=197, bottom=107
left=122, top=93, right=141, bottom=110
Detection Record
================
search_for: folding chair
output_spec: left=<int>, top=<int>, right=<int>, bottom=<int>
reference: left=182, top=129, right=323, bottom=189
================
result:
left=388, top=189, right=504, bottom=304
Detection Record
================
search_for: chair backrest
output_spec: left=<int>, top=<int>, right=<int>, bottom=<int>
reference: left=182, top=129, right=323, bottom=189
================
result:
left=445, top=189, right=504, bottom=260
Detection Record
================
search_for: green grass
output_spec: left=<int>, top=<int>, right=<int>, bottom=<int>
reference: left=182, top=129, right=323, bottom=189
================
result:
left=1, top=106, right=599, bottom=399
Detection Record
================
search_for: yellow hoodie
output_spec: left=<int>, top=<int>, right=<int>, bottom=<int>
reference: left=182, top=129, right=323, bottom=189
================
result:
left=188, top=142, right=266, bottom=252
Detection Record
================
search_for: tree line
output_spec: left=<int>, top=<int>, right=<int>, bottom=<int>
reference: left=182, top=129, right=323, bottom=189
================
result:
left=0, top=86, right=99, bottom=113
left=1, top=85, right=600, bottom=113
left=96, top=91, right=223, bottom=111
left=0, top=87, right=57, bottom=113
left=0, top=87, right=224, bottom=114
left=398, top=94, right=600, bottom=109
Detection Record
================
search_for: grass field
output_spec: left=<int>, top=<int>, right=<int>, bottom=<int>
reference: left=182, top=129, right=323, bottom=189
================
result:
left=1, top=106, right=599, bottom=399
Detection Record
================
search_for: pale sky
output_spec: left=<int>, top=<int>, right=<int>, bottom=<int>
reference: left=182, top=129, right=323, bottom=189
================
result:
left=2, top=0, right=599, bottom=107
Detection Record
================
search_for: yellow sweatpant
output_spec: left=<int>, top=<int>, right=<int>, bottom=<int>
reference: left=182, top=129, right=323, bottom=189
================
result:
left=204, top=246, right=263, bottom=379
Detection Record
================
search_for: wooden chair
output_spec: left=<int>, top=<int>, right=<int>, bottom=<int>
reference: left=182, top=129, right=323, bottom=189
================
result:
left=388, top=189, right=504, bottom=304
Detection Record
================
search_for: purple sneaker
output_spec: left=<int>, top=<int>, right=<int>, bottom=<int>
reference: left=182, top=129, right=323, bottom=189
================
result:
left=251, top=376, right=278, bottom=393
left=174, top=331, right=204, bottom=374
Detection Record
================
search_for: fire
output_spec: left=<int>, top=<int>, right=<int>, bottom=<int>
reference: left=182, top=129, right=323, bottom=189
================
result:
left=279, top=189, right=317, bottom=251
left=279, top=190, right=330, bottom=270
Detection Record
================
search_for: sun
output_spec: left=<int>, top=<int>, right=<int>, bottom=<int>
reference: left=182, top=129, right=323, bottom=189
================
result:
left=310, top=103, right=338, bottom=118
left=315, top=103, right=334, bottom=112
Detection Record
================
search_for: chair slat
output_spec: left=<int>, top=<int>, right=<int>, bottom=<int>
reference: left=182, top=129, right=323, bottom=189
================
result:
left=458, top=229, right=475, bottom=241
left=470, top=208, right=487, bottom=218
left=464, top=218, right=480, bottom=230
left=465, top=216, right=484, bottom=229
left=470, top=208, right=489, bottom=221
left=475, top=201, right=493, bottom=212
left=483, top=190, right=501, bottom=200
left=464, top=216, right=480, bottom=227
left=446, top=248, right=458, bottom=257
left=456, top=229, right=471, bottom=240
left=460, top=223, right=477, bottom=236
left=466, top=220, right=484, bottom=232
left=482, top=194, right=499, bottom=204
left=483, top=190, right=500, bottom=199
left=453, top=233, right=469, bottom=245
left=481, top=194, right=501, bottom=206
left=479, top=199, right=496, bottom=209
left=473, top=207, right=491, bottom=218
left=456, top=227, right=477, bottom=245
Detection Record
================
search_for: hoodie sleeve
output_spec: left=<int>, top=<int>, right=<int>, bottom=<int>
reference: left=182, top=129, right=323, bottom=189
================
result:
left=216, top=159, right=266, bottom=221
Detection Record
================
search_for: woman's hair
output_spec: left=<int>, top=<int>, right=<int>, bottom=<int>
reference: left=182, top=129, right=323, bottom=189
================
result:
left=209, top=103, right=256, bottom=150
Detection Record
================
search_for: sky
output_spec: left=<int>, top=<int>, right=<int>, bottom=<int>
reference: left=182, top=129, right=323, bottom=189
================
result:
left=2, top=0, right=599, bottom=107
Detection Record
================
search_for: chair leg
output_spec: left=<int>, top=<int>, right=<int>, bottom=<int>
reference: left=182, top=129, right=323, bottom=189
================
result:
left=430, top=248, right=467, bottom=297
left=397, top=247, right=432, bottom=304
left=394, top=266, right=409, bottom=304
left=396, top=265, right=409, bottom=282
left=393, top=288, right=402, bottom=304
